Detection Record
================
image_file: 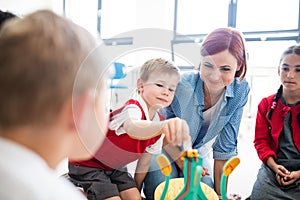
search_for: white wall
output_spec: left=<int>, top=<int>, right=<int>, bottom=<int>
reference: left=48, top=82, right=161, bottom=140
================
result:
left=0, top=0, right=62, bottom=15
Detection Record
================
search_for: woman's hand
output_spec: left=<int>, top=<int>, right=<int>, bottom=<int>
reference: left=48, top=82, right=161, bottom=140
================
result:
left=175, top=158, right=184, bottom=171
left=202, top=166, right=210, bottom=176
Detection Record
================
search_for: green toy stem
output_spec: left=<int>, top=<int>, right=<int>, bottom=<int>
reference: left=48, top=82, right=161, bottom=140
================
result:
left=193, top=165, right=207, bottom=200
left=160, top=175, right=170, bottom=200
left=220, top=174, right=227, bottom=200
left=175, top=156, right=208, bottom=200
left=174, top=157, right=189, bottom=199
left=220, top=157, right=240, bottom=200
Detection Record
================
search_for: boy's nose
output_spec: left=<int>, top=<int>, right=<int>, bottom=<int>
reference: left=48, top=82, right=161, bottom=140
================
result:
left=162, top=87, right=170, bottom=95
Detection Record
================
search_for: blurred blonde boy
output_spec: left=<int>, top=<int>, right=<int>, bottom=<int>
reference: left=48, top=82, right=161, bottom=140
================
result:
left=0, top=10, right=109, bottom=200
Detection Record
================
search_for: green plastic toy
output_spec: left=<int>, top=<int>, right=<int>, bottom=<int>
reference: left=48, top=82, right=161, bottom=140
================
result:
left=156, top=149, right=241, bottom=200
left=157, top=154, right=172, bottom=200
left=220, top=157, right=240, bottom=200
left=174, top=150, right=207, bottom=200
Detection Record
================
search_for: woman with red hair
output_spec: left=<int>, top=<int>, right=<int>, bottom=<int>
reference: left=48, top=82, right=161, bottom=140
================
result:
left=143, top=27, right=249, bottom=200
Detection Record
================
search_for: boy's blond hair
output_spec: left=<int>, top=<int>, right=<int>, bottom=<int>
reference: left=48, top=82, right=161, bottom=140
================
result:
left=139, top=58, right=180, bottom=81
left=0, top=10, right=106, bottom=129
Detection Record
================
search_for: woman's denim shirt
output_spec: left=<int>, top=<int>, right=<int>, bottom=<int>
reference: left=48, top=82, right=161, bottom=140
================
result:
left=162, top=71, right=250, bottom=160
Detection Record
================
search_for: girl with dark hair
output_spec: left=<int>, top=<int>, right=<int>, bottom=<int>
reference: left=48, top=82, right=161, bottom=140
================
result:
left=249, top=45, right=300, bottom=199
left=143, top=27, right=250, bottom=200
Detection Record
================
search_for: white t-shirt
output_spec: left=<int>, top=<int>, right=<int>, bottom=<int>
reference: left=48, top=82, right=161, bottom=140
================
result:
left=109, top=94, right=164, bottom=155
left=0, top=137, right=87, bottom=200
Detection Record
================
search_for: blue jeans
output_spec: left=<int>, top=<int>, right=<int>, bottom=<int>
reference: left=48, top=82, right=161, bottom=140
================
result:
left=143, top=149, right=214, bottom=200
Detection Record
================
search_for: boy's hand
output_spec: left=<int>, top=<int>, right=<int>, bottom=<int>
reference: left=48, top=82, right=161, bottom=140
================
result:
left=162, top=117, right=190, bottom=146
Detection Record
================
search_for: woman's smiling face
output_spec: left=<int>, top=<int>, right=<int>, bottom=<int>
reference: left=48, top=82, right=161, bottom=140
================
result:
left=200, top=49, right=240, bottom=93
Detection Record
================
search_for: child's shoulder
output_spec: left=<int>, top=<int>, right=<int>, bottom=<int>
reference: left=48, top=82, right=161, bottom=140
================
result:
left=258, top=94, right=277, bottom=109
left=261, top=94, right=276, bottom=103
left=125, top=99, right=141, bottom=107
left=110, top=99, right=144, bottom=117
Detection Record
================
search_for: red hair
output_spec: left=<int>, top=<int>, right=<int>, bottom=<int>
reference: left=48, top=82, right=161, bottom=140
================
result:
left=200, top=27, right=247, bottom=80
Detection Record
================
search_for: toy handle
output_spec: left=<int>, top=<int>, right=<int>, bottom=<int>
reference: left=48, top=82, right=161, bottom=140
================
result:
left=220, top=157, right=240, bottom=200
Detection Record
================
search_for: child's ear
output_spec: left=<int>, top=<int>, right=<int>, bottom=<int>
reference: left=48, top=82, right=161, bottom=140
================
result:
left=69, top=92, right=91, bottom=131
left=60, top=97, right=76, bottom=132
left=137, top=78, right=144, bottom=92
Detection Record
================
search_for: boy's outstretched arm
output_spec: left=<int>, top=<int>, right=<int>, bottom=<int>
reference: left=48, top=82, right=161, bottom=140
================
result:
left=124, top=117, right=190, bottom=145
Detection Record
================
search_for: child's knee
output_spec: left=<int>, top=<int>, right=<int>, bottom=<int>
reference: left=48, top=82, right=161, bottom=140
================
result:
left=120, top=188, right=141, bottom=200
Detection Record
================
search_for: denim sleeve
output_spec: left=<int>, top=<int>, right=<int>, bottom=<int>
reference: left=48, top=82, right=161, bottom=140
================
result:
left=159, top=99, right=177, bottom=119
left=213, top=81, right=250, bottom=160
